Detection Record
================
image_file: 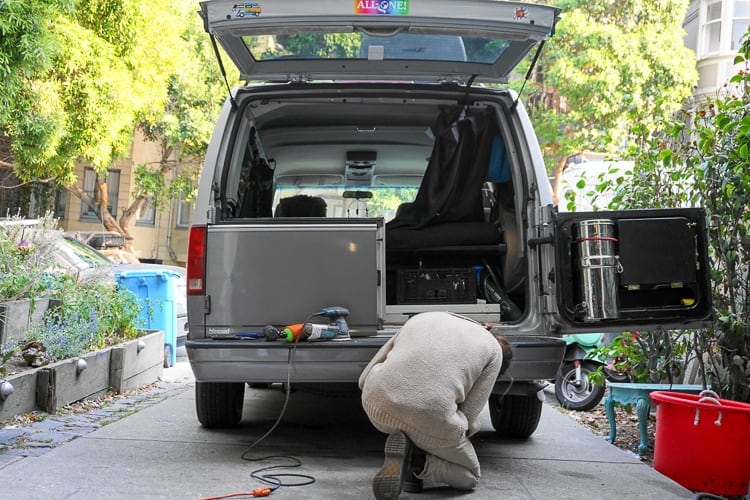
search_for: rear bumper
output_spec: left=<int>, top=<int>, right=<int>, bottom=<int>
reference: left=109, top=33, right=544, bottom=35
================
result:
left=187, top=334, right=565, bottom=385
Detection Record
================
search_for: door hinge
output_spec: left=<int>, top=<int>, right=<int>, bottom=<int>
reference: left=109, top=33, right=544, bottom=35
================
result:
left=530, top=205, right=555, bottom=248
left=537, top=204, right=554, bottom=227
left=204, top=295, right=211, bottom=315
left=541, top=293, right=555, bottom=313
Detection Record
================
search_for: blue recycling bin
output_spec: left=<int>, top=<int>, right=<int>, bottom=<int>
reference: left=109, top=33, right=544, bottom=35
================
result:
left=115, top=269, right=181, bottom=367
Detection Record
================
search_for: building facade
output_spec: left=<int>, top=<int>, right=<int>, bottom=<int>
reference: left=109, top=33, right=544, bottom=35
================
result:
left=51, top=128, right=194, bottom=266
left=684, top=0, right=750, bottom=99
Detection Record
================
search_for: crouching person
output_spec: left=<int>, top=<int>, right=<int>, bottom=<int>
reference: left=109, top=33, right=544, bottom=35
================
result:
left=359, top=311, right=513, bottom=499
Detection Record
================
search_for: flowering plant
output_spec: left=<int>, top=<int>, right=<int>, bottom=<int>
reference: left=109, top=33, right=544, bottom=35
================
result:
left=0, top=212, right=65, bottom=301
left=0, top=212, right=143, bottom=365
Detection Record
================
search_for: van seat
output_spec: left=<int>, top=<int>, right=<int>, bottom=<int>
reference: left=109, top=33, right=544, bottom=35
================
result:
left=274, top=195, right=327, bottom=217
left=386, top=221, right=503, bottom=252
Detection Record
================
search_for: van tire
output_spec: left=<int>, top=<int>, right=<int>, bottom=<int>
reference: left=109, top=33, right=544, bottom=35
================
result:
left=196, top=382, right=244, bottom=428
left=488, top=394, right=542, bottom=439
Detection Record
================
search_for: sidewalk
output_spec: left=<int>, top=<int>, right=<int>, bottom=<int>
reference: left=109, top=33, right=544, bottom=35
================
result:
left=0, top=354, right=695, bottom=499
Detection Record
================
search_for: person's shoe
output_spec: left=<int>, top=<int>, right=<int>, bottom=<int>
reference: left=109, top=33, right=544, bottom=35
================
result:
left=373, top=431, right=413, bottom=499
left=403, top=447, right=425, bottom=493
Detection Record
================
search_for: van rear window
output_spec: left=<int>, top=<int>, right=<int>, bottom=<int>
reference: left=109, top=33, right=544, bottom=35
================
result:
left=242, top=32, right=510, bottom=65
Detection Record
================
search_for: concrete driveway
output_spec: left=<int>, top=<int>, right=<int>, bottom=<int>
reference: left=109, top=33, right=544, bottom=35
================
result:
left=0, top=352, right=693, bottom=499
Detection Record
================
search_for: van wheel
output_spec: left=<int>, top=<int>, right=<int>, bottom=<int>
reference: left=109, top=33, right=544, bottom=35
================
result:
left=489, top=394, right=542, bottom=439
left=195, top=382, right=244, bottom=428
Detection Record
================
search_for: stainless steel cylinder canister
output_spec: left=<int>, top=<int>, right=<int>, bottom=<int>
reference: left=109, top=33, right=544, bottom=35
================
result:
left=575, top=219, right=620, bottom=321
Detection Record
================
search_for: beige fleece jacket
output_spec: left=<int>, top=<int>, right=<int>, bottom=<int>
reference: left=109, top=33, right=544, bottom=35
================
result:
left=358, top=311, right=503, bottom=449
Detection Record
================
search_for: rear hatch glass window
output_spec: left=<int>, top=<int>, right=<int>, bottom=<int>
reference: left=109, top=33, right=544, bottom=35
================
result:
left=245, top=33, right=511, bottom=65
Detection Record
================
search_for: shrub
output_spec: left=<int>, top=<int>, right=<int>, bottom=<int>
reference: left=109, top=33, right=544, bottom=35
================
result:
left=0, top=212, right=67, bottom=301
left=27, top=281, right=141, bottom=362
left=1, top=212, right=144, bottom=363
left=590, top=330, right=691, bottom=385
left=577, top=30, right=750, bottom=402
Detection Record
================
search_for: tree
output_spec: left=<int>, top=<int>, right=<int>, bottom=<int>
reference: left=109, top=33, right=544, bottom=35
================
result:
left=0, top=0, right=74, bottom=175
left=0, top=1, right=227, bottom=241
left=529, top=0, right=698, bottom=194
left=116, top=5, right=231, bottom=236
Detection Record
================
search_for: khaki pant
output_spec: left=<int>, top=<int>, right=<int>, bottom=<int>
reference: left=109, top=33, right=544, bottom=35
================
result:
left=415, top=434, right=480, bottom=490
left=372, top=418, right=481, bottom=491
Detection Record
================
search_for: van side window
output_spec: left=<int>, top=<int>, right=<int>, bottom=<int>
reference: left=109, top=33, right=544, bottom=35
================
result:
left=227, top=127, right=274, bottom=219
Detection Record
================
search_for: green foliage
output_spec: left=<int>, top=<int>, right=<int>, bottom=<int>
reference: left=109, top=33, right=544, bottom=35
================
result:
left=531, top=0, right=698, bottom=171
left=589, top=331, right=690, bottom=385
left=366, top=188, right=419, bottom=218
left=132, top=5, right=230, bottom=214
left=269, top=33, right=360, bottom=59
left=132, top=162, right=199, bottom=210
left=0, top=0, right=209, bottom=183
left=0, top=345, right=14, bottom=377
left=0, top=0, right=73, bottom=126
left=27, top=281, right=141, bottom=362
left=0, top=212, right=68, bottom=301
left=598, top=29, right=750, bottom=402
left=0, top=213, right=142, bottom=362
left=0, top=0, right=227, bottom=237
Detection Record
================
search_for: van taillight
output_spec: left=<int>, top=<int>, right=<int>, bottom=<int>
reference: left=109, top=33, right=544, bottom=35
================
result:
left=187, top=225, right=207, bottom=295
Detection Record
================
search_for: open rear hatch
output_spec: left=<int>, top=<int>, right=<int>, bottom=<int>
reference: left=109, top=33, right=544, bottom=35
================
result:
left=199, top=0, right=560, bottom=84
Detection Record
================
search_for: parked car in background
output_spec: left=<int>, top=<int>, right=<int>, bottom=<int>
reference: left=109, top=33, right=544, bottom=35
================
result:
left=70, top=231, right=140, bottom=265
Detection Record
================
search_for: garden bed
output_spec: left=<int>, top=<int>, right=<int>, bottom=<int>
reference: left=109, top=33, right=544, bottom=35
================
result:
left=0, top=330, right=163, bottom=421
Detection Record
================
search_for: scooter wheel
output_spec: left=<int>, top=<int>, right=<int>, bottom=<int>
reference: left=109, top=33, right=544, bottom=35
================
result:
left=554, top=361, right=606, bottom=411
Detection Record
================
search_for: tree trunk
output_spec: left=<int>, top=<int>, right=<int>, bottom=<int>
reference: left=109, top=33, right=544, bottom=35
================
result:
left=550, top=156, right=568, bottom=206
left=117, top=162, right=173, bottom=238
left=65, top=184, right=131, bottom=240
left=119, top=195, right=148, bottom=235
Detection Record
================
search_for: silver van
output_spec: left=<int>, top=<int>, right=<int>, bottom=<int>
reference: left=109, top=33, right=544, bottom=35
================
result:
left=186, top=0, right=712, bottom=435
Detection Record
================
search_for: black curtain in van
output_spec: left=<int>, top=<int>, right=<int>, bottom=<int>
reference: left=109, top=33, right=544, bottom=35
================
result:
left=387, top=106, right=499, bottom=230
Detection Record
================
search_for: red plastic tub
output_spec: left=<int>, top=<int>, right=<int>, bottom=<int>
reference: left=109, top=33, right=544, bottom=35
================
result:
left=650, top=390, right=750, bottom=497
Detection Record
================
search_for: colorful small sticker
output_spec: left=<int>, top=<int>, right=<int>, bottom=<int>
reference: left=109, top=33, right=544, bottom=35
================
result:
left=232, top=2, right=262, bottom=18
left=513, top=7, right=528, bottom=21
left=354, top=0, right=409, bottom=15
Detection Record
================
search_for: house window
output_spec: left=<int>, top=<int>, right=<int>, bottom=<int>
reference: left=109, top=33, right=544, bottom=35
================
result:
left=703, top=0, right=723, bottom=54
left=176, top=197, right=193, bottom=228
left=136, top=196, right=156, bottom=226
left=733, top=0, right=750, bottom=50
left=684, top=8, right=699, bottom=52
left=80, top=168, right=120, bottom=220
left=54, top=189, right=67, bottom=219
